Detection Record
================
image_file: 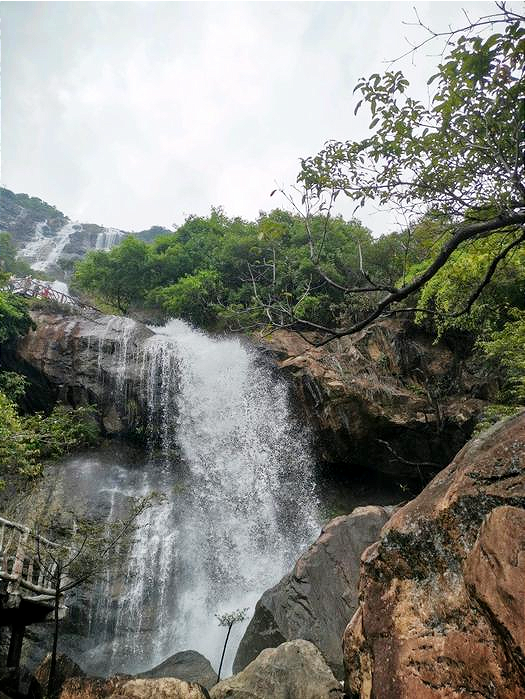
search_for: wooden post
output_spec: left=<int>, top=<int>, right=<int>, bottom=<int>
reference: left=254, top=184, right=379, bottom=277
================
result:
left=6, top=622, right=26, bottom=667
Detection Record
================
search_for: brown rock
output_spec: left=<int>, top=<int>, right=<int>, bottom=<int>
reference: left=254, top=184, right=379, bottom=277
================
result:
left=211, top=640, right=342, bottom=699
left=343, top=412, right=525, bottom=699
left=260, top=320, right=491, bottom=481
left=60, top=675, right=209, bottom=698
left=12, top=310, right=155, bottom=434
left=34, top=652, right=85, bottom=697
left=464, top=505, right=525, bottom=663
left=117, top=678, right=209, bottom=698
left=60, top=676, right=123, bottom=699
left=138, top=649, right=217, bottom=690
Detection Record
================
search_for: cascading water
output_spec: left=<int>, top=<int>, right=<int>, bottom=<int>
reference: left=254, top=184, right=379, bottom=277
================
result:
left=19, top=221, right=80, bottom=271
left=17, top=220, right=124, bottom=270
left=85, top=318, right=320, bottom=677
left=95, top=227, right=124, bottom=250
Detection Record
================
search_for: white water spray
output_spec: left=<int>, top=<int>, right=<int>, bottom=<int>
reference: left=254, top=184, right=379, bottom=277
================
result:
left=88, top=318, right=319, bottom=676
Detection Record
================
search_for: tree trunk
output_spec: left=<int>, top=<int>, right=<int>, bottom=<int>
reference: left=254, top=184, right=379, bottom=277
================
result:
left=217, top=623, right=233, bottom=684
left=47, top=574, right=61, bottom=698
left=6, top=622, right=26, bottom=667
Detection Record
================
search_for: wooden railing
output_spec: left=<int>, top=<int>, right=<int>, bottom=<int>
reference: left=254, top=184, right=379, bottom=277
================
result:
left=0, top=516, right=70, bottom=607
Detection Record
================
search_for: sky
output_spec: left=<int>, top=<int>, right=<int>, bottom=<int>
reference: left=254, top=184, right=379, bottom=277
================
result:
left=1, top=1, right=498, bottom=235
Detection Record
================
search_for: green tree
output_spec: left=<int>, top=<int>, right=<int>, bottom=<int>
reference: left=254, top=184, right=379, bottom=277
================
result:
left=483, top=310, right=525, bottom=401
left=0, top=394, right=99, bottom=489
left=261, top=4, right=525, bottom=344
left=0, top=277, right=34, bottom=344
left=72, top=237, right=150, bottom=313
left=72, top=206, right=372, bottom=331
left=150, top=269, right=224, bottom=326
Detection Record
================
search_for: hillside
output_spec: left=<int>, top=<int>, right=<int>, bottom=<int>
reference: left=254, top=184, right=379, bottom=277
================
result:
left=0, top=187, right=171, bottom=279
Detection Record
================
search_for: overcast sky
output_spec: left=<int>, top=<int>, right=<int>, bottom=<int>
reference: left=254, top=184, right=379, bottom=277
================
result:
left=2, top=1, right=496, bottom=234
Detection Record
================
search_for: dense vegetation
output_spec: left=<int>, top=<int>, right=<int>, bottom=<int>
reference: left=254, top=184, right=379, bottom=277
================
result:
left=0, top=232, right=34, bottom=277
left=0, top=188, right=66, bottom=225
left=72, top=209, right=388, bottom=325
left=70, top=203, right=525, bottom=403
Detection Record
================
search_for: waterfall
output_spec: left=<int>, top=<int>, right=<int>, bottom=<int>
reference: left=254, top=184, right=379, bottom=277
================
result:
left=25, top=221, right=79, bottom=272
left=18, top=221, right=49, bottom=262
left=95, top=227, right=124, bottom=250
left=17, top=221, right=124, bottom=272
left=87, top=318, right=320, bottom=677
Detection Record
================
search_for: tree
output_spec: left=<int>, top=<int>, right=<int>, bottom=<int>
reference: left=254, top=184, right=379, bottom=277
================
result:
left=259, top=2, right=525, bottom=345
left=0, top=278, right=34, bottom=344
left=31, top=496, right=156, bottom=697
left=150, top=269, right=225, bottom=326
left=72, top=237, right=150, bottom=313
left=214, top=609, right=248, bottom=684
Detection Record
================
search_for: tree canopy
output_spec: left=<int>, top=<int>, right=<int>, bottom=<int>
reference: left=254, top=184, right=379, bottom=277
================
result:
left=260, top=3, right=525, bottom=343
left=73, top=208, right=384, bottom=329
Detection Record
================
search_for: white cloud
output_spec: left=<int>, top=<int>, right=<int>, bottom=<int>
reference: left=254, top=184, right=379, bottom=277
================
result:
left=1, top=1, right=499, bottom=234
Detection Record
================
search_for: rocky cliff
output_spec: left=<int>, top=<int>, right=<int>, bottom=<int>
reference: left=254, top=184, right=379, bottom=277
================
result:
left=262, top=320, right=493, bottom=483
left=7, top=308, right=157, bottom=435
left=9, top=310, right=494, bottom=482
left=343, top=412, right=525, bottom=698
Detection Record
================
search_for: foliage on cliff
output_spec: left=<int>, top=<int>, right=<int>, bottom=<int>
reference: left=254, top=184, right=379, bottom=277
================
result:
left=0, top=280, right=99, bottom=489
left=0, top=390, right=99, bottom=489
left=0, top=232, right=34, bottom=277
left=0, top=269, right=35, bottom=347
left=0, top=189, right=66, bottom=224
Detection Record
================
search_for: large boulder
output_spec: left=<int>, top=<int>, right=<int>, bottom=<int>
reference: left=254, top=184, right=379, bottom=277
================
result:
left=139, top=650, right=217, bottom=690
left=261, top=320, right=493, bottom=481
left=211, top=640, right=342, bottom=699
left=234, top=506, right=393, bottom=678
left=34, top=652, right=85, bottom=697
left=343, top=412, right=525, bottom=698
left=60, top=675, right=209, bottom=698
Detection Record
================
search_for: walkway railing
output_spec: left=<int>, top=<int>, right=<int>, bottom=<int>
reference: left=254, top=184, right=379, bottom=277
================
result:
left=4, top=276, right=100, bottom=313
left=0, top=516, right=70, bottom=606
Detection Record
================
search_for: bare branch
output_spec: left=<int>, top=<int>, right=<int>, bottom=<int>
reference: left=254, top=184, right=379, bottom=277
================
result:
left=376, top=439, right=441, bottom=469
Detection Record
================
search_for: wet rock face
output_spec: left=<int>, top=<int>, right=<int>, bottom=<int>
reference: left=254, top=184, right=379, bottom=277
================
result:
left=234, top=506, right=394, bottom=679
left=14, top=310, right=155, bottom=436
left=262, top=320, right=492, bottom=481
left=343, top=413, right=525, bottom=699
left=211, top=640, right=342, bottom=699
